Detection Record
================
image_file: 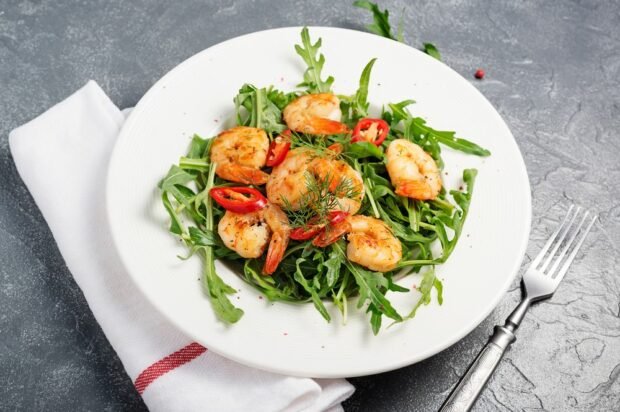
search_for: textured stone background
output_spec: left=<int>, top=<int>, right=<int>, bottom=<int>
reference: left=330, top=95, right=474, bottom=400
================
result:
left=1, top=0, right=619, bottom=411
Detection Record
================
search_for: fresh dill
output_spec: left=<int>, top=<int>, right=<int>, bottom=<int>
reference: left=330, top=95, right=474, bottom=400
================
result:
left=282, top=170, right=360, bottom=229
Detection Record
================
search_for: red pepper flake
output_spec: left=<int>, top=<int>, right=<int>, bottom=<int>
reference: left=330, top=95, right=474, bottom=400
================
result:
left=474, top=69, right=485, bottom=79
left=283, top=332, right=288, bottom=336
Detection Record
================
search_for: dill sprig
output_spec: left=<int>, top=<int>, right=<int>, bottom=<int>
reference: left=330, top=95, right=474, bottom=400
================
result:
left=283, top=170, right=360, bottom=229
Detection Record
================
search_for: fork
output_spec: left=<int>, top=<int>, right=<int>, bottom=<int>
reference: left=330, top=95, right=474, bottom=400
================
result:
left=440, top=205, right=597, bottom=412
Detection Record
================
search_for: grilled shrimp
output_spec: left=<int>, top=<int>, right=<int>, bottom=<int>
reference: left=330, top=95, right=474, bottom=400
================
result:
left=266, top=148, right=315, bottom=209
left=266, top=148, right=364, bottom=214
left=309, top=157, right=364, bottom=214
left=210, top=126, right=270, bottom=185
left=346, top=215, right=402, bottom=272
left=386, top=139, right=442, bottom=200
left=283, top=93, right=349, bottom=135
left=217, top=202, right=290, bottom=275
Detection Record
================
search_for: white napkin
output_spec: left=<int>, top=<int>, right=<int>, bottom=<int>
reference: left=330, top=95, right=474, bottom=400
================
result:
left=9, top=81, right=354, bottom=412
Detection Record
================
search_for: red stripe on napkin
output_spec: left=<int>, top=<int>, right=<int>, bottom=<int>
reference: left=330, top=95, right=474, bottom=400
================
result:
left=134, top=342, right=207, bottom=394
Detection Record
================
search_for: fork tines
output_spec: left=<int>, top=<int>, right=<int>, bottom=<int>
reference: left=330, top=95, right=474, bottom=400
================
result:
left=531, top=205, right=597, bottom=282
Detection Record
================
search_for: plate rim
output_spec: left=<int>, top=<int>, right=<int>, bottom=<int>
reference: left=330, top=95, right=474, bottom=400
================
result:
left=106, top=25, right=532, bottom=378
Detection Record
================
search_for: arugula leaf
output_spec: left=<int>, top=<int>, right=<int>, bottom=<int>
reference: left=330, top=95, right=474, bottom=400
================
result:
left=198, top=163, right=243, bottom=323
left=295, top=27, right=334, bottom=93
left=333, top=243, right=402, bottom=321
left=409, top=117, right=490, bottom=156
left=234, top=84, right=288, bottom=133
left=188, top=226, right=219, bottom=247
left=354, top=1, right=397, bottom=40
left=345, top=141, right=384, bottom=159
left=186, top=134, right=210, bottom=159
left=293, top=258, right=331, bottom=321
left=368, top=303, right=383, bottom=335
left=159, top=165, right=197, bottom=234
left=324, top=246, right=344, bottom=288
left=423, top=43, right=441, bottom=60
left=405, top=268, right=443, bottom=319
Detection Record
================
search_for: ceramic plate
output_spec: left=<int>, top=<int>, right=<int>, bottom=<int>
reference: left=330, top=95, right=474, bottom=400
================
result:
left=106, top=27, right=531, bottom=378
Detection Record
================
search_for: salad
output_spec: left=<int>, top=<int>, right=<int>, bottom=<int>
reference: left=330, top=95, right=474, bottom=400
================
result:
left=159, top=27, right=490, bottom=334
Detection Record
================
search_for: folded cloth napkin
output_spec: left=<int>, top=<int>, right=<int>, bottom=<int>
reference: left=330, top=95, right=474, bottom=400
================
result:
left=9, top=81, right=355, bottom=412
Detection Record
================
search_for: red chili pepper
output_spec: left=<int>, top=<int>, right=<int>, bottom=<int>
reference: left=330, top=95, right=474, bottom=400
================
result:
left=327, top=211, right=348, bottom=225
left=312, top=220, right=351, bottom=247
left=266, top=131, right=292, bottom=167
left=289, top=211, right=349, bottom=241
left=351, top=118, right=389, bottom=146
left=290, top=225, right=323, bottom=241
left=209, top=187, right=268, bottom=213
left=474, top=69, right=485, bottom=79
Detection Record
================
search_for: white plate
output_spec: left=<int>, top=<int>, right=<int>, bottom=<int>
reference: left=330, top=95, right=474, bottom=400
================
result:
left=107, top=27, right=531, bottom=378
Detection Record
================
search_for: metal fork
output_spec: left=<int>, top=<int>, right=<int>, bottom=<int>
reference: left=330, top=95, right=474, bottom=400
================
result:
left=440, top=205, right=597, bottom=412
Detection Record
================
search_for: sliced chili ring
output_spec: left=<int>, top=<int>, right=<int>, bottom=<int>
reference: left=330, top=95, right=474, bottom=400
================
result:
left=290, top=225, right=323, bottom=241
left=312, top=220, right=351, bottom=247
left=209, top=187, right=268, bottom=213
left=327, top=211, right=349, bottom=225
left=266, top=131, right=292, bottom=167
left=351, top=118, right=389, bottom=146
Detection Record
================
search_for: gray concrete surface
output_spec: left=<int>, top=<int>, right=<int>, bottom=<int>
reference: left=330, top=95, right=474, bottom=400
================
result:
left=1, top=0, right=619, bottom=411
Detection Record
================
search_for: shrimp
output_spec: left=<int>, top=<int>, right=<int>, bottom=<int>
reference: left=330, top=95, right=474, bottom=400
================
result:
left=210, top=126, right=270, bottom=185
left=266, top=148, right=364, bottom=214
left=283, top=93, right=350, bottom=135
left=266, top=148, right=315, bottom=209
left=345, top=215, right=402, bottom=272
left=309, top=157, right=364, bottom=214
left=217, top=202, right=291, bottom=275
left=386, top=139, right=442, bottom=200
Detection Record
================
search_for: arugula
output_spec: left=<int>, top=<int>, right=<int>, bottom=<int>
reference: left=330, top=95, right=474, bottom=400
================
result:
left=354, top=2, right=444, bottom=63
left=157, top=27, right=487, bottom=333
left=423, top=43, right=441, bottom=60
left=341, top=58, right=377, bottom=125
left=353, top=1, right=397, bottom=40
left=234, top=84, right=296, bottom=133
left=295, top=27, right=334, bottom=93
left=405, top=269, right=443, bottom=319
left=294, top=258, right=331, bottom=321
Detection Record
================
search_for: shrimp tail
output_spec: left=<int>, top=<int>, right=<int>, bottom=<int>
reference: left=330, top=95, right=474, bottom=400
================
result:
left=262, top=231, right=289, bottom=275
left=216, top=164, right=269, bottom=185
left=306, top=118, right=350, bottom=135
left=395, top=180, right=435, bottom=200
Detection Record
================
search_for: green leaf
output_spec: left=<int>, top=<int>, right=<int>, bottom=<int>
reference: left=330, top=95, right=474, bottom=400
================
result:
left=324, top=246, right=344, bottom=288
left=368, top=303, right=383, bottom=335
left=187, top=134, right=209, bottom=159
left=200, top=162, right=244, bottom=323
left=293, top=258, right=331, bottom=321
left=354, top=1, right=397, bottom=40
left=159, top=165, right=195, bottom=191
left=409, top=117, right=490, bottom=157
left=295, top=27, right=334, bottom=93
left=346, top=141, right=384, bottom=159
left=334, top=243, right=402, bottom=321
left=343, top=58, right=377, bottom=122
left=423, top=43, right=441, bottom=60
left=188, top=227, right=218, bottom=247
left=233, top=84, right=288, bottom=133
left=406, top=268, right=443, bottom=319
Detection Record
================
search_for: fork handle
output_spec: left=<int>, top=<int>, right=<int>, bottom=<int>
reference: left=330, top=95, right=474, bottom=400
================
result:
left=439, top=326, right=516, bottom=412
